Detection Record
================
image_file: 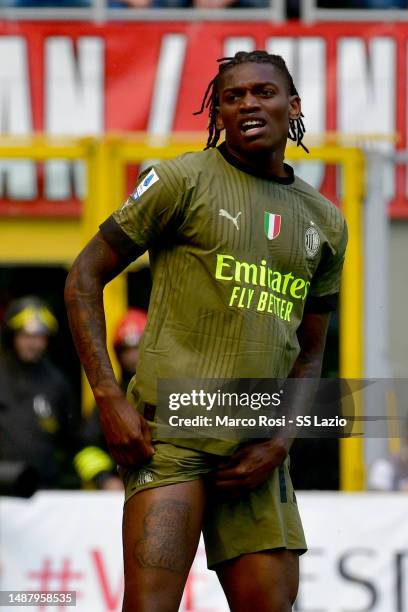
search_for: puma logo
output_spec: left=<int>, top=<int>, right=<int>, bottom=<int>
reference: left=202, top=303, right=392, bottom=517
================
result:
left=219, top=209, right=242, bottom=230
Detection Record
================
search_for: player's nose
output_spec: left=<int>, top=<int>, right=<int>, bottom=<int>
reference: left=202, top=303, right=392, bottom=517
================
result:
left=239, top=91, right=260, bottom=111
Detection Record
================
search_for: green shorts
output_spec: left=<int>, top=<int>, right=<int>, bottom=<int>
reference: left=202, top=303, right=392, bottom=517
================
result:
left=120, top=442, right=307, bottom=569
left=120, top=441, right=307, bottom=569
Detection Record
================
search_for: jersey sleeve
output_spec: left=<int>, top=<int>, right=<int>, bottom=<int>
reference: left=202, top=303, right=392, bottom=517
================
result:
left=100, top=163, right=187, bottom=260
left=308, top=218, right=348, bottom=299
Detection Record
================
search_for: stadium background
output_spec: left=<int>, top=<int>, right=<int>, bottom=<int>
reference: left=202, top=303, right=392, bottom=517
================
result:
left=0, top=2, right=407, bottom=610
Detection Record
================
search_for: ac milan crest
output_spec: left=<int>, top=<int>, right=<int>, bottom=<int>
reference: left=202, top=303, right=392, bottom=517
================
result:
left=305, top=225, right=321, bottom=257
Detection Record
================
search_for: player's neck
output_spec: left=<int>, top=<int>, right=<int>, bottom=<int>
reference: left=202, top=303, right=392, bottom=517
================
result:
left=224, top=142, right=288, bottom=179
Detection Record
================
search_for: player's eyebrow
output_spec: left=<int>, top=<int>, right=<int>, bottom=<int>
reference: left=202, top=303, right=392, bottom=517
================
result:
left=221, top=81, right=280, bottom=93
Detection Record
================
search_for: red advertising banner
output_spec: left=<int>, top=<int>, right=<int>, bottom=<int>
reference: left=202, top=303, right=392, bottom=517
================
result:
left=0, top=20, right=406, bottom=217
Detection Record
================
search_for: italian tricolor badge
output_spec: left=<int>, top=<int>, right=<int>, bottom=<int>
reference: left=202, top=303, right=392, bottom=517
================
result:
left=264, top=212, right=282, bottom=240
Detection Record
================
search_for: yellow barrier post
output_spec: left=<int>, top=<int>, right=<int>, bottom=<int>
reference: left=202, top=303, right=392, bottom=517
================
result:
left=339, top=151, right=365, bottom=491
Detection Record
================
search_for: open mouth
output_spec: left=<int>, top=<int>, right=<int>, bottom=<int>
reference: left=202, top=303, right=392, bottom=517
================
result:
left=240, top=118, right=267, bottom=135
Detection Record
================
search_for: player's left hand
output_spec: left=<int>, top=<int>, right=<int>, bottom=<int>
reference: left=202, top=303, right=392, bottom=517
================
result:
left=214, top=437, right=290, bottom=496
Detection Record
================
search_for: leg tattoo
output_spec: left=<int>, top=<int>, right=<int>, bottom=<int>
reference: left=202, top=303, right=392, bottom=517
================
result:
left=134, top=499, right=191, bottom=572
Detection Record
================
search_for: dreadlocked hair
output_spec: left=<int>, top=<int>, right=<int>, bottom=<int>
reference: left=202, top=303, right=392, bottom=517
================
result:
left=194, top=50, right=309, bottom=153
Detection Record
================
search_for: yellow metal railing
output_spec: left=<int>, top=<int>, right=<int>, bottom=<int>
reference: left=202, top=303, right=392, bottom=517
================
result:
left=0, top=137, right=90, bottom=265
left=0, top=136, right=365, bottom=489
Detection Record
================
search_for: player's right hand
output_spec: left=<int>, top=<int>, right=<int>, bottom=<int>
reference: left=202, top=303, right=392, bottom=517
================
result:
left=97, top=395, right=155, bottom=467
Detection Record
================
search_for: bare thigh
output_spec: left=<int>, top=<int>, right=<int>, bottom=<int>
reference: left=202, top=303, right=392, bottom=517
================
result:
left=122, top=479, right=205, bottom=612
left=216, top=549, right=299, bottom=612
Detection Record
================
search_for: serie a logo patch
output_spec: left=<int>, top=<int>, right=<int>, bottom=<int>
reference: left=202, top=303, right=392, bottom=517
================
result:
left=132, top=168, right=160, bottom=201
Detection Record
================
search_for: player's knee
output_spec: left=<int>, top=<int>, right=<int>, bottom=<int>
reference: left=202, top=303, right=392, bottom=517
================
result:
left=257, top=588, right=297, bottom=612
left=122, top=583, right=182, bottom=612
left=277, top=569, right=299, bottom=610
left=231, top=594, right=294, bottom=612
left=225, top=581, right=297, bottom=612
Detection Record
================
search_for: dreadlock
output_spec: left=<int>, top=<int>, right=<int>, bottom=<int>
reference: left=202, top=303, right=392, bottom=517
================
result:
left=194, top=50, right=309, bottom=153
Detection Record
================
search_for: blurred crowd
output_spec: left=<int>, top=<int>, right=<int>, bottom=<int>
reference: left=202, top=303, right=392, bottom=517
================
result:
left=318, top=0, right=407, bottom=7
left=1, top=0, right=407, bottom=10
left=0, top=295, right=147, bottom=496
left=0, top=0, right=265, bottom=7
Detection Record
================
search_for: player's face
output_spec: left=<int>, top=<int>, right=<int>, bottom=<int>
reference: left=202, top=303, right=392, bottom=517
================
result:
left=216, top=62, right=301, bottom=161
left=13, top=330, right=48, bottom=363
left=118, top=346, right=139, bottom=374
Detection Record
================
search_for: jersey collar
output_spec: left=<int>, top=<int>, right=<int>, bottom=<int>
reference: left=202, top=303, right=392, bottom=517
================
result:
left=217, top=142, right=295, bottom=185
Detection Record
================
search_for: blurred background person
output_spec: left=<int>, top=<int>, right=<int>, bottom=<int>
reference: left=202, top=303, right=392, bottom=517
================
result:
left=0, top=0, right=90, bottom=6
left=0, top=0, right=270, bottom=6
left=192, top=0, right=268, bottom=7
left=0, top=1, right=143, bottom=6
left=0, top=296, right=80, bottom=489
left=113, top=307, right=147, bottom=392
left=109, top=0, right=153, bottom=6
left=317, top=0, right=407, bottom=7
left=368, top=421, right=408, bottom=491
left=74, top=308, right=147, bottom=491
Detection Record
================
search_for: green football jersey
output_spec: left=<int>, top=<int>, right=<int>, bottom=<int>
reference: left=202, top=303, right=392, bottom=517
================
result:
left=101, top=144, right=347, bottom=451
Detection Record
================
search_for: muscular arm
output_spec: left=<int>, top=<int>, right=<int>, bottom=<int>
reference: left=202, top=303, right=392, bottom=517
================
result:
left=215, top=312, right=331, bottom=493
left=288, top=312, right=330, bottom=377
left=65, top=232, right=123, bottom=394
left=65, top=232, right=154, bottom=466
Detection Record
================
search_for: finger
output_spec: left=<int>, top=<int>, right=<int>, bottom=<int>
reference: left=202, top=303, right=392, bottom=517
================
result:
left=112, top=450, right=134, bottom=467
left=222, top=445, right=252, bottom=464
left=125, top=436, right=154, bottom=462
left=110, top=443, right=149, bottom=467
left=139, top=437, right=155, bottom=459
left=215, top=477, right=261, bottom=494
left=215, top=478, right=249, bottom=490
left=217, top=453, right=244, bottom=469
left=215, top=467, right=246, bottom=481
left=140, top=443, right=155, bottom=460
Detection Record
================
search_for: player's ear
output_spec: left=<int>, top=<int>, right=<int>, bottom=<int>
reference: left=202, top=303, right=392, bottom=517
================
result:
left=216, top=107, right=224, bottom=131
left=288, top=95, right=301, bottom=121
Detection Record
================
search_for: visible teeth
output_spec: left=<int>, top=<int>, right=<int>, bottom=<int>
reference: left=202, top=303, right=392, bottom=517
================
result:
left=242, top=120, right=264, bottom=131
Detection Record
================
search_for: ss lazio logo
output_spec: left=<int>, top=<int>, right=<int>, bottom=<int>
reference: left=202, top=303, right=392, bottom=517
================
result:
left=264, top=212, right=282, bottom=240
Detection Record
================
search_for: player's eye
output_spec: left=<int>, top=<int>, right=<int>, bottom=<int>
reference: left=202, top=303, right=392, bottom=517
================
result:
left=261, top=89, right=275, bottom=97
left=225, top=93, right=240, bottom=102
left=223, top=89, right=245, bottom=103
